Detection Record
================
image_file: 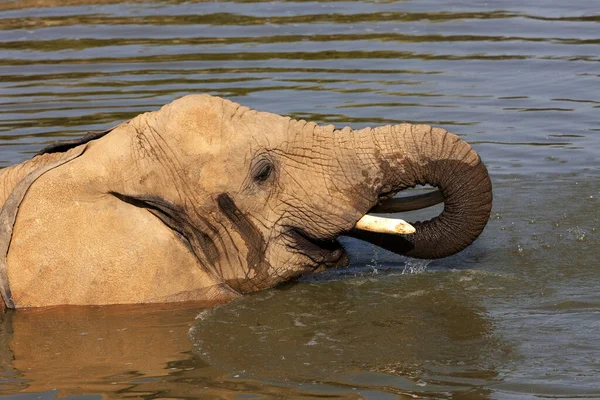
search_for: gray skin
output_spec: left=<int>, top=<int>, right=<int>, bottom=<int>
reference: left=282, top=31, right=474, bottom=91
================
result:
left=1, top=94, right=492, bottom=306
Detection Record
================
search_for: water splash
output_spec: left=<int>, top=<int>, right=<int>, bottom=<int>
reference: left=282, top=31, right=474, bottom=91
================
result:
left=366, top=246, right=381, bottom=274
left=401, top=259, right=431, bottom=274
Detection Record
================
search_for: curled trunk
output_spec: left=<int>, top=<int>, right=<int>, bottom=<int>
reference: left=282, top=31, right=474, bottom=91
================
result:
left=347, top=124, right=492, bottom=259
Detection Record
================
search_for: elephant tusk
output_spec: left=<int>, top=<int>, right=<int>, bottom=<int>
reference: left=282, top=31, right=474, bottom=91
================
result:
left=354, top=214, right=415, bottom=235
left=370, top=190, right=444, bottom=214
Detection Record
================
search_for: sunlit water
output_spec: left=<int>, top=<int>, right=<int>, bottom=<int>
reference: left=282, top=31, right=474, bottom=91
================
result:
left=0, top=0, right=599, bottom=398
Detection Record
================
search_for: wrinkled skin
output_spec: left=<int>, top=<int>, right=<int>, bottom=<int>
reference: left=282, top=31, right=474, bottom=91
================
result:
left=0, top=94, right=492, bottom=307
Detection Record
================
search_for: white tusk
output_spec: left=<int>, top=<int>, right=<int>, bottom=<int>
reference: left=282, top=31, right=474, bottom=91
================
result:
left=354, top=214, right=416, bottom=235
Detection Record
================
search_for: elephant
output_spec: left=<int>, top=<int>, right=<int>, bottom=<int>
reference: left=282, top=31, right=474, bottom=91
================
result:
left=0, top=94, right=492, bottom=309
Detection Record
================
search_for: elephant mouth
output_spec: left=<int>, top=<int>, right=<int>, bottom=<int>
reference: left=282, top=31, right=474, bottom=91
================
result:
left=284, top=190, right=445, bottom=271
left=285, top=227, right=348, bottom=270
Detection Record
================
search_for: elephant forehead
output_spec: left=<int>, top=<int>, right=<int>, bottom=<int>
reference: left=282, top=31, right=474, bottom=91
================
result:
left=153, top=94, right=290, bottom=147
left=156, top=94, right=232, bottom=140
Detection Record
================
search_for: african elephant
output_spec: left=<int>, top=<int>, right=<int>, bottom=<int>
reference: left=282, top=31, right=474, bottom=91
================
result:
left=0, top=94, right=492, bottom=309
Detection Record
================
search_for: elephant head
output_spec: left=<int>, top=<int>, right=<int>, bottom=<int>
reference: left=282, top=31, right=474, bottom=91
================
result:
left=25, top=94, right=492, bottom=301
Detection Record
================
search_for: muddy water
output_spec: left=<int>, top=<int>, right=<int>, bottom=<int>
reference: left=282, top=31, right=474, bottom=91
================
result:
left=0, top=0, right=599, bottom=398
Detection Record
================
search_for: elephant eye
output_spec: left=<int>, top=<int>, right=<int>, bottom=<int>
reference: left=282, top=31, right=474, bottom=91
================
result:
left=252, top=158, right=274, bottom=183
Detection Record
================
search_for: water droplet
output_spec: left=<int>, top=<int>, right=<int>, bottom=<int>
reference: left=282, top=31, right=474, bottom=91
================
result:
left=367, top=247, right=380, bottom=274
left=402, top=259, right=430, bottom=274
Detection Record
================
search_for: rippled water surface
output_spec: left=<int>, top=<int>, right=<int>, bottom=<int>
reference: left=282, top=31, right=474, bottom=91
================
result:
left=1, top=0, right=599, bottom=398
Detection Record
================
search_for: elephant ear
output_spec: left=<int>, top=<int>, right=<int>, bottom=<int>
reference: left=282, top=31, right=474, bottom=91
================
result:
left=36, top=124, right=123, bottom=156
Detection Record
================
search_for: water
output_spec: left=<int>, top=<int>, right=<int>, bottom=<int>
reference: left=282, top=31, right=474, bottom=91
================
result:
left=0, top=0, right=599, bottom=398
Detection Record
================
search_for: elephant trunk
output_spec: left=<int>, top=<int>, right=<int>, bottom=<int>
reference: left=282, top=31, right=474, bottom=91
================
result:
left=348, top=124, right=493, bottom=259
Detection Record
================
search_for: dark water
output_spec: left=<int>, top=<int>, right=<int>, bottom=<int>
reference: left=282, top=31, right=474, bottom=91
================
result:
left=0, top=0, right=599, bottom=398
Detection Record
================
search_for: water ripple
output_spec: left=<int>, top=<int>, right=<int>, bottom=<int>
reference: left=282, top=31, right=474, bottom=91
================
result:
left=0, top=1, right=599, bottom=398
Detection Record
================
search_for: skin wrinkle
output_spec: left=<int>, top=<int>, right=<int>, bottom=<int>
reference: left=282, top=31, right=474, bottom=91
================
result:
left=428, top=127, right=445, bottom=184
left=426, top=127, right=440, bottom=187
left=146, top=124, right=189, bottom=199
left=270, top=211, right=293, bottom=243
left=245, top=197, right=273, bottom=233
left=447, top=158, right=488, bottom=207
left=213, top=217, right=245, bottom=280
left=132, top=112, right=249, bottom=295
left=464, top=168, right=491, bottom=204
left=299, top=208, right=339, bottom=234
left=142, top=120, right=166, bottom=161
left=438, top=140, right=476, bottom=200
left=235, top=107, right=259, bottom=149
left=270, top=209, right=288, bottom=229
left=187, top=222, right=220, bottom=268
left=210, top=223, right=229, bottom=281
left=210, top=218, right=238, bottom=282
left=193, top=206, right=239, bottom=281
left=395, top=126, right=418, bottom=189
left=278, top=198, right=348, bottom=239
left=332, top=132, right=354, bottom=195
left=371, top=127, right=393, bottom=190
left=332, top=128, right=372, bottom=210
left=345, top=130, right=374, bottom=202
left=272, top=150, right=330, bottom=169
left=276, top=159, right=312, bottom=199
left=441, top=134, right=465, bottom=177
left=145, top=111, right=251, bottom=284
left=140, top=126, right=175, bottom=181
left=155, top=212, right=216, bottom=272
left=439, top=127, right=449, bottom=162
left=134, top=122, right=158, bottom=162
left=410, top=125, right=425, bottom=184
left=273, top=146, right=336, bottom=188
left=258, top=190, right=280, bottom=231
left=217, top=193, right=270, bottom=293
left=314, top=128, right=338, bottom=200
left=324, top=167, right=342, bottom=201
left=109, top=192, right=223, bottom=280
left=278, top=200, right=314, bottom=224
left=280, top=233, right=329, bottom=266
left=142, top=124, right=230, bottom=262
left=418, top=125, right=433, bottom=185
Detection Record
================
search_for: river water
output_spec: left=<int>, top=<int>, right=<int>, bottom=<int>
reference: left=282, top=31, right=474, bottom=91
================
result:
left=0, top=1, right=599, bottom=398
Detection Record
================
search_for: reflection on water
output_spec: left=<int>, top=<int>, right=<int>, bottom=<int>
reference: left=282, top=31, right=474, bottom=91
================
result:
left=0, top=274, right=507, bottom=399
left=0, top=305, right=201, bottom=397
left=0, top=0, right=599, bottom=398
